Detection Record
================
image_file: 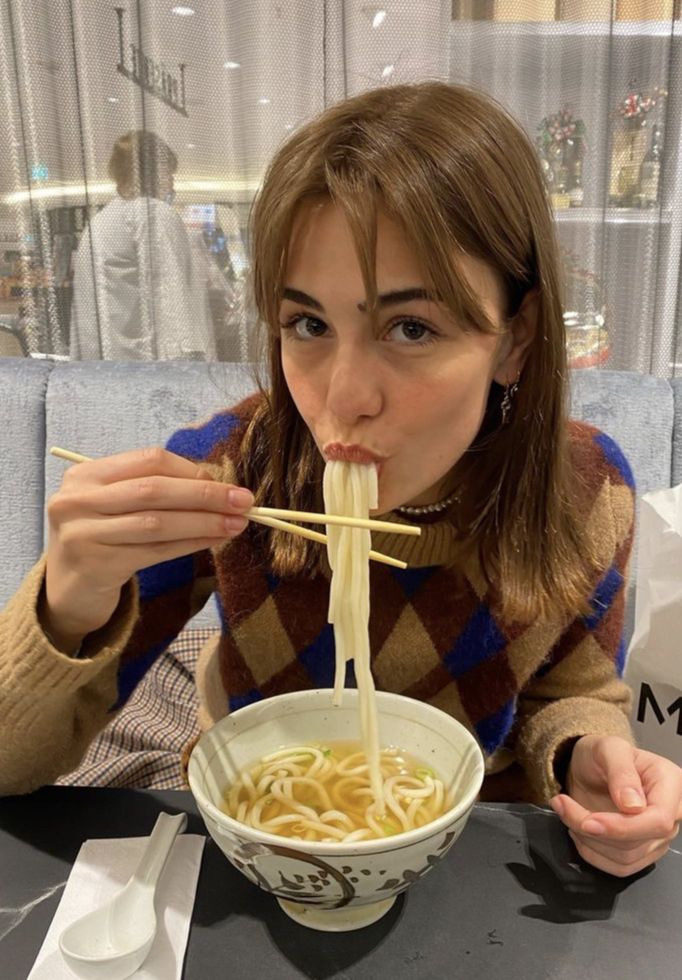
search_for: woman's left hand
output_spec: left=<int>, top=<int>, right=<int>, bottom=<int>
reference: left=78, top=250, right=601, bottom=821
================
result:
left=549, top=734, right=682, bottom=877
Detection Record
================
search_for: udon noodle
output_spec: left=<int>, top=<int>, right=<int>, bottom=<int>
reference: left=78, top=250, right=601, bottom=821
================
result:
left=222, top=741, right=454, bottom=842
left=323, top=460, right=382, bottom=806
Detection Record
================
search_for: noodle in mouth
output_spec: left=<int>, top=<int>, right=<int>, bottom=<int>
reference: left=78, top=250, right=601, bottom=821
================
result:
left=221, top=741, right=453, bottom=842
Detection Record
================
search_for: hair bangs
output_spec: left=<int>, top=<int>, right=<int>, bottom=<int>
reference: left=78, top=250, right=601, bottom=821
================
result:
left=380, top=183, right=502, bottom=336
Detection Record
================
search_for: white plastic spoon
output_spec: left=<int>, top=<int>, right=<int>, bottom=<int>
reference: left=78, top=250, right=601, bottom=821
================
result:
left=58, top=811, right=188, bottom=980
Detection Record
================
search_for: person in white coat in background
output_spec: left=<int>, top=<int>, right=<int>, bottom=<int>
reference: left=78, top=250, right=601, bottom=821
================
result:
left=69, top=130, right=218, bottom=361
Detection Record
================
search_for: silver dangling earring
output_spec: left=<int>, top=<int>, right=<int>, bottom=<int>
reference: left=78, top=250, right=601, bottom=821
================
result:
left=500, top=377, right=520, bottom=426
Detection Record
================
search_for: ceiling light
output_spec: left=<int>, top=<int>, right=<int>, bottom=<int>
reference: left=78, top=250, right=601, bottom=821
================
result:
left=381, top=64, right=394, bottom=78
left=258, top=97, right=271, bottom=105
left=223, top=61, right=241, bottom=69
left=171, top=6, right=195, bottom=15
left=373, top=10, right=386, bottom=28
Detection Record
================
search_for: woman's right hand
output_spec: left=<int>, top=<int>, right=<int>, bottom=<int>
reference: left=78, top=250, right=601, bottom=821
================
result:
left=42, top=446, right=254, bottom=648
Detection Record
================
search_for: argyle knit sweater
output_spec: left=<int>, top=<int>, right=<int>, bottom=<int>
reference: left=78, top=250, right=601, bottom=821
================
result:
left=0, top=395, right=636, bottom=801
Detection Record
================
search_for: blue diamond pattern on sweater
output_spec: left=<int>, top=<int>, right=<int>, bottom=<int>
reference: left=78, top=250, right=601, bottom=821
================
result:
left=214, top=592, right=229, bottom=629
left=475, top=697, right=516, bottom=755
left=138, top=555, right=194, bottom=600
left=443, top=604, right=506, bottom=679
left=615, top=637, right=626, bottom=677
left=299, top=624, right=337, bottom=688
left=583, top=563, right=623, bottom=630
left=166, top=411, right=240, bottom=461
left=593, top=431, right=635, bottom=489
left=390, top=565, right=436, bottom=599
left=229, top=689, right=263, bottom=712
left=113, top=638, right=173, bottom=710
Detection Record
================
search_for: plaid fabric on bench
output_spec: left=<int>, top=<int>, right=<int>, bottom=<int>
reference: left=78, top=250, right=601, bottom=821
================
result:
left=55, top=629, right=216, bottom=790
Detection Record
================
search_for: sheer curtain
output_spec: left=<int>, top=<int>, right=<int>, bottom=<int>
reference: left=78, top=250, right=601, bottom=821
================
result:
left=0, top=0, right=679, bottom=375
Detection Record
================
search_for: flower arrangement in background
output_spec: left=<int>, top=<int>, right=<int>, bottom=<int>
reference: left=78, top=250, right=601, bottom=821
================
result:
left=536, top=108, right=587, bottom=209
left=537, top=108, right=587, bottom=155
left=609, top=82, right=668, bottom=206
left=615, top=84, right=666, bottom=130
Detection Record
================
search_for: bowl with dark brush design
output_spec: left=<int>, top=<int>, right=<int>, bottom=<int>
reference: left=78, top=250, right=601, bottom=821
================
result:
left=188, top=688, right=485, bottom=932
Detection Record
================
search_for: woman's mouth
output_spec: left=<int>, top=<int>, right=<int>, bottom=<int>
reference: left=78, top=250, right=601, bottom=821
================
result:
left=323, top=442, right=387, bottom=467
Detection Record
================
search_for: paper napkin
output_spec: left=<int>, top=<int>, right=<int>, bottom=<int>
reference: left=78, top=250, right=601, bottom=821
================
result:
left=27, top=832, right=205, bottom=979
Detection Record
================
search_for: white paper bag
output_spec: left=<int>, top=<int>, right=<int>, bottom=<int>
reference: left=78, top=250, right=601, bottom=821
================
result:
left=624, top=484, right=682, bottom=766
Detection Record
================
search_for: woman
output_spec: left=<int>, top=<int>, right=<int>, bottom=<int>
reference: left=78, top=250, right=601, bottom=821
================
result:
left=2, top=82, right=680, bottom=877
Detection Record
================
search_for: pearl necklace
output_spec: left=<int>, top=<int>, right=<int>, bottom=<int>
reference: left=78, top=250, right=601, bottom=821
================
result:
left=396, top=490, right=460, bottom=517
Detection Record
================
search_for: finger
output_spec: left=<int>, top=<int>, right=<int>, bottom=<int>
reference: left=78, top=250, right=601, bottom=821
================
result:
left=636, top=751, right=682, bottom=824
left=593, top=738, right=646, bottom=813
left=551, top=792, right=676, bottom=844
left=550, top=793, right=592, bottom=831
left=72, top=475, right=253, bottom=517
left=568, top=828, right=674, bottom=862
left=71, top=511, right=249, bottom=547
left=570, top=834, right=672, bottom=879
left=134, top=535, right=235, bottom=567
left=61, top=446, right=210, bottom=486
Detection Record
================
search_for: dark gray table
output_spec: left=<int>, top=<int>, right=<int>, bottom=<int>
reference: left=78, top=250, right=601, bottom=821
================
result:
left=0, top=786, right=680, bottom=979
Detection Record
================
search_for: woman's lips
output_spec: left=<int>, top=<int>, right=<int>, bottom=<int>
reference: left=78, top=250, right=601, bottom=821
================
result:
left=323, top=442, right=387, bottom=466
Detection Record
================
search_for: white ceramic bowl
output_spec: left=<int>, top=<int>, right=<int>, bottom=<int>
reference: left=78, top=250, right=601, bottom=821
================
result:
left=188, top=689, right=484, bottom=931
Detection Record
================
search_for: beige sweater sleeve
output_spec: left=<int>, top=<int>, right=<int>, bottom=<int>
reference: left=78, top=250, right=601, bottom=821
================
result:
left=0, top=556, right=139, bottom=796
left=514, top=473, right=636, bottom=804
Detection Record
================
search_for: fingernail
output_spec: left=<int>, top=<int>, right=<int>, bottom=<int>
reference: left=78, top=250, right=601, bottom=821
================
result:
left=621, top=788, right=644, bottom=809
left=582, top=819, right=606, bottom=836
left=228, top=488, right=254, bottom=509
left=224, top=515, right=247, bottom=534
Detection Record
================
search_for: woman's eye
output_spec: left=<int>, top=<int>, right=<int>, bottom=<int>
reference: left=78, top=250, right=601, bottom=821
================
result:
left=386, top=319, right=435, bottom=345
left=283, top=315, right=328, bottom=340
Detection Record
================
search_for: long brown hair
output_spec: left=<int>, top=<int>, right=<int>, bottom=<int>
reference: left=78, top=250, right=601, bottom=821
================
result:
left=240, top=81, right=601, bottom=623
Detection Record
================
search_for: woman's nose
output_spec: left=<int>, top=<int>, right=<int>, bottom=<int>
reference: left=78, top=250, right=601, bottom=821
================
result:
left=326, top=347, right=383, bottom=424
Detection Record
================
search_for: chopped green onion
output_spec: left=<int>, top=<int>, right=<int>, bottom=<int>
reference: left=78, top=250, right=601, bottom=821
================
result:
left=381, top=819, right=399, bottom=836
left=414, top=767, right=435, bottom=782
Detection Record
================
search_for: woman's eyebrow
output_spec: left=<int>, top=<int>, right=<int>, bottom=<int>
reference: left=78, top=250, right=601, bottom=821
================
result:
left=282, top=286, right=437, bottom=312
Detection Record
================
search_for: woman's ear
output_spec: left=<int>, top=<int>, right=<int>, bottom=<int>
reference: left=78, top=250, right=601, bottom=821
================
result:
left=493, top=287, right=539, bottom=385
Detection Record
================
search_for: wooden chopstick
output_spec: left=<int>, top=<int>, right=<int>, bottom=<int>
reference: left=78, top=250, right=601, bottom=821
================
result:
left=248, top=514, right=407, bottom=569
left=49, top=446, right=409, bottom=570
left=250, top=505, right=420, bottom=536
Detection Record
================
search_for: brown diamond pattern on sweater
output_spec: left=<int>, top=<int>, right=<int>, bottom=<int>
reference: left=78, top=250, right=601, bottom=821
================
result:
left=367, top=565, right=415, bottom=657
left=532, top=633, right=607, bottom=698
left=507, top=618, right=564, bottom=689
left=121, top=587, right=193, bottom=668
left=233, top=594, right=297, bottom=688
left=261, top=657, right=318, bottom=699
left=457, top=650, right=519, bottom=726
left=427, top=682, right=475, bottom=734
left=214, top=533, right=270, bottom=629
left=409, top=567, right=479, bottom=653
left=372, top=604, right=441, bottom=692
left=540, top=617, right=589, bottom=677
left=269, top=572, right=331, bottom=653
left=218, top=631, right=257, bottom=697
left=403, top=661, right=456, bottom=703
